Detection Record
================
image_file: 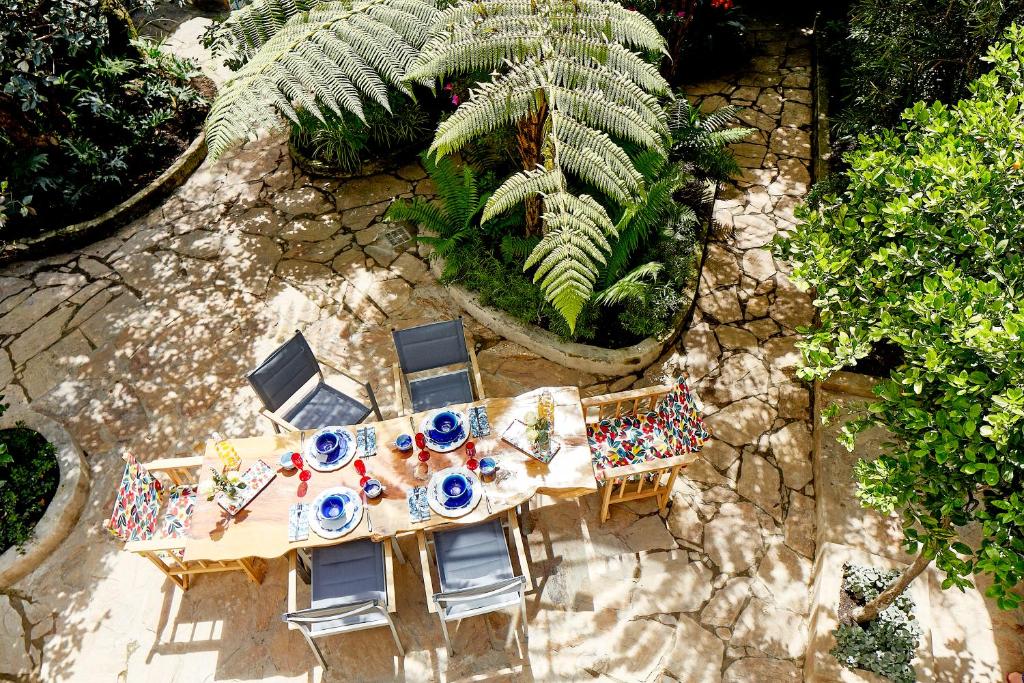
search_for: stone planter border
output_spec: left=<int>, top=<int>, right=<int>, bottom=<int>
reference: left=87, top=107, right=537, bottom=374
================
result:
left=0, top=132, right=208, bottom=265
left=428, top=179, right=714, bottom=377
left=0, top=409, right=90, bottom=587
left=442, top=270, right=696, bottom=377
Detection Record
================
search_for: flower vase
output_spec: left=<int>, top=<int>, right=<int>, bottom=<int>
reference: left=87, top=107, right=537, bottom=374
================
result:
left=531, top=429, right=551, bottom=460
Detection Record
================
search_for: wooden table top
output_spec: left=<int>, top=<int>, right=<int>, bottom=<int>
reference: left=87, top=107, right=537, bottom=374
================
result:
left=184, top=386, right=596, bottom=562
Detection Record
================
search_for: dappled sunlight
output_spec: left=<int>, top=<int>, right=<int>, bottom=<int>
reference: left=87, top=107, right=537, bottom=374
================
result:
left=10, top=6, right=1019, bottom=682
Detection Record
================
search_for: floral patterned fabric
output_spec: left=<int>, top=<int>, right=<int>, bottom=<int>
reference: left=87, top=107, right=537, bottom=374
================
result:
left=588, top=377, right=710, bottom=472
left=106, top=452, right=162, bottom=542
left=656, top=377, right=710, bottom=453
left=161, top=486, right=197, bottom=540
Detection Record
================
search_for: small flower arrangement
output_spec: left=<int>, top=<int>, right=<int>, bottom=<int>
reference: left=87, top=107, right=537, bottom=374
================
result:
left=523, top=410, right=552, bottom=455
left=198, top=467, right=247, bottom=502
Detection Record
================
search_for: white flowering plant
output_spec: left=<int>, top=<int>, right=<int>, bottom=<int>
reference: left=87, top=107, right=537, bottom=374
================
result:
left=198, top=467, right=247, bottom=501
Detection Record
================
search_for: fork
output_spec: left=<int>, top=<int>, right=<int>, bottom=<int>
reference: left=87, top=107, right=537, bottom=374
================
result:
left=364, top=497, right=374, bottom=533
left=481, top=478, right=493, bottom=514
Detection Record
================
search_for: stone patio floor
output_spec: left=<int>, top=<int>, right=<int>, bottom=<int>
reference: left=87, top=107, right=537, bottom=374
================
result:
left=0, top=17, right=820, bottom=683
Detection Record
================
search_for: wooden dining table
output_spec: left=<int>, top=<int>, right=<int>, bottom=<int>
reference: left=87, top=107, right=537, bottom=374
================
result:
left=183, top=386, right=597, bottom=563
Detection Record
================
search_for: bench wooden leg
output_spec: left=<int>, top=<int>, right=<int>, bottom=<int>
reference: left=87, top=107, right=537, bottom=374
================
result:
left=600, top=479, right=614, bottom=523
left=238, top=557, right=264, bottom=584
left=143, top=552, right=188, bottom=591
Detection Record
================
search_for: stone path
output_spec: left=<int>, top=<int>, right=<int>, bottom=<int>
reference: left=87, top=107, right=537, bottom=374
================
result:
left=0, top=17, right=817, bottom=683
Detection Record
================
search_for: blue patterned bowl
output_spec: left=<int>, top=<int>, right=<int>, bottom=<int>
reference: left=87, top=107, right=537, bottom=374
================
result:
left=315, top=432, right=340, bottom=458
left=395, top=434, right=413, bottom=451
left=318, top=494, right=347, bottom=522
left=439, top=473, right=472, bottom=508
left=427, top=411, right=464, bottom=445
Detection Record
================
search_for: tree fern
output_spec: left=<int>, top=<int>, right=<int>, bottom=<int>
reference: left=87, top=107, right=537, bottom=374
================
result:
left=205, top=0, right=439, bottom=159
left=409, top=0, right=671, bottom=330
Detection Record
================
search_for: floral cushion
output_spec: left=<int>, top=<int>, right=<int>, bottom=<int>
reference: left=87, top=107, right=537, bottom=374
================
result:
left=587, top=377, right=710, bottom=472
left=161, top=485, right=197, bottom=540
left=656, top=376, right=710, bottom=453
left=106, top=452, right=162, bottom=543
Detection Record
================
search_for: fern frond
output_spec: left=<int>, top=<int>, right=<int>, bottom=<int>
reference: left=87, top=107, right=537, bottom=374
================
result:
left=523, top=191, right=616, bottom=329
left=205, top=0, right=317, bottom=64
left=206, top=0, right=438, bottom=159
left=483, top=167, right=566, bottom=222
left=500, top=235, right=540, bottom=260
left=594, top=261, right=663, bottom=306
left=384, top=196, right=450, bottom=236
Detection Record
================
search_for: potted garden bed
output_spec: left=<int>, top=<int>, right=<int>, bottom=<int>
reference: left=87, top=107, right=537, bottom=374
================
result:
left=0, top=407, right=90, bottom=586
left=806, top=543, right=934, bottom=682
left=433, top=256, right=701, bottom=377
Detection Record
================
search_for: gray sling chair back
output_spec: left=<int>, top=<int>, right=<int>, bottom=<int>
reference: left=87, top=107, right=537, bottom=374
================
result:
left=282, top=540, right=403, bottom=669
left=390, top=317, right=485, bottom=415
left=247, top=330, right=383, bottom=432
left=417, top=516, right=530, bottom=656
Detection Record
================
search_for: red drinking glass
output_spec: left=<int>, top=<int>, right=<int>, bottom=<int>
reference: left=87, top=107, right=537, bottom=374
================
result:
left=354, top=459, right=366, bottom=475
left=466, top=456, right=479, bottom=471
left=291, top=452, right=304, bottom=469
left=465, top=441, right=476, bottom=459
left=415, top=432, right=427, bottom=449
left=417, top=449, right=430, bottom=463
left=299, top=469, right=312, bottom=482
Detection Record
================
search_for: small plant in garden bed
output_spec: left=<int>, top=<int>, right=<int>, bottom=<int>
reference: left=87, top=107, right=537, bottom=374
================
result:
left=1, top=1, right=211, bottom=239
left=288, top=94, right=433, bottom=177
left=0, top=400, right=59, bottom=554
left=832, top=563, right=922, bottom=683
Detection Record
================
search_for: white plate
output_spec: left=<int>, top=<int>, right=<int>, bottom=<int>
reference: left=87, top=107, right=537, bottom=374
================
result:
left=419, top=411, right=469, bottom=453
left=427, top=467, right=482, bottom=518
left=304, top=427, right=356, bottom=472
left=308, top=486, right=363, bottom=540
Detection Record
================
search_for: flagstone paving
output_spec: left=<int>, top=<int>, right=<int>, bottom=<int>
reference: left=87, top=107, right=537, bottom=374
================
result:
left=0, top=18, right=817, bottom=683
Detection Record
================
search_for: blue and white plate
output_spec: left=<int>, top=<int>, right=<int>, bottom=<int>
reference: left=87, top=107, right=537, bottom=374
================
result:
left=304, top=427, right=356, bottom=472
left=419, top=410, right=469, bottom=453
left=427, top=467, right=482, bottom=518
left=309, top=486, right=363, bottom=539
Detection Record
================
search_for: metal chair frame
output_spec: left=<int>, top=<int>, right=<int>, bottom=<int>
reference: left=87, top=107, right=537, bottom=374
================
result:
left=283, top=542, right=402, bottom=669
left=248, top=330, right=383, bottom=433
left=416, top=510, right=532, bottom=656
left=390, top=317, right=485, bottom=416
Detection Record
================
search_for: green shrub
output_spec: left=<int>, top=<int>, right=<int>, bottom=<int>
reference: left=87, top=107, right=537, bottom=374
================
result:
left=776, top=25, right=1024, bottom=616
left=829, top=0, right=1024, bottom=138
left=1, top=21, right=210, bottom=237
left=0, top=400, right=59, bottom=553
left=831, top=563, right=922, bottom=683
left=289, top=95, right=431, bottom=175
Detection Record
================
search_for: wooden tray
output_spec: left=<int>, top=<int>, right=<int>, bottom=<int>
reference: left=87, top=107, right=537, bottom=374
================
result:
left=500, top=419, right=561, bottom=464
